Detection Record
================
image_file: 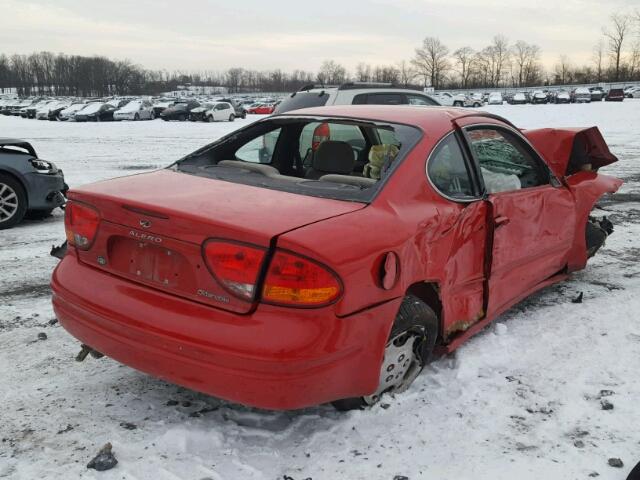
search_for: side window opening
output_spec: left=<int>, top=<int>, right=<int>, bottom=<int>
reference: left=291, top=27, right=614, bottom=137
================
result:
left=466, top=127, right=549, bottom=194
left=427, top=134, right=475, bottom=199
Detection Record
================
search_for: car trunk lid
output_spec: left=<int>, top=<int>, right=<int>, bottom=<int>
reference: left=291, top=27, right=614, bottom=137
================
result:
left=68, top=169, right=365, bottom=314
left=522, top=127, right=618, bottom=178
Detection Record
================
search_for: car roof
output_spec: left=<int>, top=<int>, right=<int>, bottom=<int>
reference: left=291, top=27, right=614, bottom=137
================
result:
left=273, top=105, right=511, bottom=131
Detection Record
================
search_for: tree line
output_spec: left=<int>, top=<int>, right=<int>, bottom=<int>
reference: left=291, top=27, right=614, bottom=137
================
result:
left=1, top=12, right=638, bottom=97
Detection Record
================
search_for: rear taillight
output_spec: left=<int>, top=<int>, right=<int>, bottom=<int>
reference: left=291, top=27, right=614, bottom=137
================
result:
left=64, top=202, right=100, bottom=250
left=262, top=251, right=342, bottom=307
left=203, top=240, right=266, bottom=301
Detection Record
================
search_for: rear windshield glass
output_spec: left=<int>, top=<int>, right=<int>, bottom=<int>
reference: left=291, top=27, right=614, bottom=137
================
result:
left=174, top=116, right=422, bottom=203
left=273, top=91, right=330, bottom=114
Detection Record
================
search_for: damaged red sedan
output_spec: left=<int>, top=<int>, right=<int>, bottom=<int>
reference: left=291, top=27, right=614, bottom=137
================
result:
left=51, top=105, right=622, bottom=410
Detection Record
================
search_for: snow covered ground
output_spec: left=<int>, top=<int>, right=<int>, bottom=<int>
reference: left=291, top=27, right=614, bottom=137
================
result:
left=1, top=103, right=639, bottom=480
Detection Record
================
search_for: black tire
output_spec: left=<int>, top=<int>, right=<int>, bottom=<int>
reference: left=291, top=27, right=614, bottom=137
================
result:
left=241, top=112, right=247, bottom=119
left=453, top=101, right=463, bottom=107
left=134, top=113, right=140, bottom=121
left=207, top=115, right=214, bottom=123
left=331, top=295, right=438, bottom=411
left=229, top=114, right=235, bottom=122
left=178, top=113, right=186, bottom=121
left=0, top=173, right=28, bottom=230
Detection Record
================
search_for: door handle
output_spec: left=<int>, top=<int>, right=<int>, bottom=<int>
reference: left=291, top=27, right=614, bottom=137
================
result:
left=494, top=215, right=510, bottom=228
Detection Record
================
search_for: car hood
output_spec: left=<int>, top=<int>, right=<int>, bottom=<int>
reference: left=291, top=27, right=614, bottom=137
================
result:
left=523, top=127, right=618, bottom=177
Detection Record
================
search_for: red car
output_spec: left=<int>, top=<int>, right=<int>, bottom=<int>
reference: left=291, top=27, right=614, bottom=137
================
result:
left=52, top=105, right=622, bottom=410
left=247, top=103, right=276, bottom=115
left=605, top=88, right=625, bottom=102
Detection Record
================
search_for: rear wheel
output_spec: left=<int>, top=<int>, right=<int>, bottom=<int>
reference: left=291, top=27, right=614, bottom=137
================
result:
left=207, top=115, right=214, bottom=123
left=134, top=113, right=140, bottom=121
left=331, top=295, right=438, bottom=411
left=453, top=101, right=463, bottom=107
left=178, top=113, right=186, bottom=121
left=0, top=173, right=27, bottom=230
left=229, top=114, right=235, bottom=122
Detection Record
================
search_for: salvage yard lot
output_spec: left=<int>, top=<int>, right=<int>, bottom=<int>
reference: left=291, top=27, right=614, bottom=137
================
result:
left=1, top=102, right=640, bottom=480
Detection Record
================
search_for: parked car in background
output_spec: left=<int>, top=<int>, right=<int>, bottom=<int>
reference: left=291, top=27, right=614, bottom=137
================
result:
left=106, top=98, right=130, bottom=109
left=605, top=88, right=625, bottom=102
left=275, top=82, right=440, bottom=114
left=0, top=138, right=67, bottom=229
left=75, top=102, right=117, bottom=122
left=219, top=97, right=247, bottom=119
left=52, top=105, right=621, bottom=410
left=531, top=90, right=548, bottom=104
left=247, top=103, right=276, bottom=114
left=152, top=99, right=175, bottom=117
left=510, top=92, right=528, bottom=104
left=632, top=89, right=640, bottom=99
left=188, top=102, right=216, bottom=122
left=623, top=86, right=639, bottom=98
left=58, top=102, right=87, bottom=121
left=573, top=87, right=592, bottom=103
left=589, top=87, right=605, bottom=101
left=487, top=92, right=503, bottom=105
left=554, top=90, right=571, bottom=104
left=36, top=100, right=71, bottom=120
left=113, top=100, right=155, bottom=121
left=160, top=100, right=200, bottom=121
left=23, top=100, right=49, bottom=118
left=202, top=102, right=237, bottom=122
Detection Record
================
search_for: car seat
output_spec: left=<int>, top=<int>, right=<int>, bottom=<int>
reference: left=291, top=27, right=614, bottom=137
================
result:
left=305, top=140, right=355, bottom=179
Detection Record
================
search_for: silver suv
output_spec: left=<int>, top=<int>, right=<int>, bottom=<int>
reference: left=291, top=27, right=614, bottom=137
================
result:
left=274, top=82, right=441, bottom=114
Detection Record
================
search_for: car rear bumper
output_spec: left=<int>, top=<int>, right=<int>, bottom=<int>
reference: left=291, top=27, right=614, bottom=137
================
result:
left=51, top=254, right=398, bottom=409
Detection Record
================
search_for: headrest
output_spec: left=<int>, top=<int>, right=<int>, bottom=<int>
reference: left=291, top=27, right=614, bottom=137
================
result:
left=313, top=141, right=355, bottom=174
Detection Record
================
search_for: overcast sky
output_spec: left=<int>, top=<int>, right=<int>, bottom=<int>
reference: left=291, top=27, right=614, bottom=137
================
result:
left=1, top=0, right=638, bottom=73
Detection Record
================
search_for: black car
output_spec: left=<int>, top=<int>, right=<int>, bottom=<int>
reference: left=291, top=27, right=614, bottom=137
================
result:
left=0, top=138, right=67, bottom=229
left=160, top=100, right=201, bottom=121
left=74, top=102, right=117, bottom=122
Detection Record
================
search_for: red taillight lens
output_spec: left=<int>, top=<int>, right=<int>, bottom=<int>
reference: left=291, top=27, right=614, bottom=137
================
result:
left=203, top=240, right=266, bottom=301
left=311, top=122, right=331, bottom=151
left=64, top=202, right=100, bottom=250
left=262, top=251, right=342, bottom=307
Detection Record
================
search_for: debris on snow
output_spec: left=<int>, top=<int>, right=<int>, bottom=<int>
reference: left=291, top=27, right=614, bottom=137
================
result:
left=571, top=292, right=584, bottom=303
left=87, top=442, right=118, bottom=471
left=601, top=399, right=614, bottom=410
left=119, top=422, right=137, bottom=430
left=608, top=458, right=624, bottom=468
left=37, top=332, right=47, bottom=341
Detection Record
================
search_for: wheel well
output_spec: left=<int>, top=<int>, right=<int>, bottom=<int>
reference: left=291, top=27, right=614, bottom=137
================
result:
left=406, top=282, right=442, bottom=342
left=0, top=169, right=28, bottom=204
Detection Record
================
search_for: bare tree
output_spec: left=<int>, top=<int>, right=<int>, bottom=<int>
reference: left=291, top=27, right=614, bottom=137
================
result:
left=512, top=41, right=540, bottom=87
left=555, top=55, right=572, bottom=84
left=452, top=47, right=475, bottom=88
left=592, top=39, right=605, bottom=82
left=355, top=63, right=372, bottom=82
left=396, top=60, right=416, bottom=87
left=603, top=14, right=630, bottom=81
left=412, top=37, right=449, bottom=88
left=317, top=60, right=348, bottom=85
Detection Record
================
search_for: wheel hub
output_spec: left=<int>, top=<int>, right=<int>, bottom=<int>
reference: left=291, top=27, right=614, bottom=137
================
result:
left=0, top=183, right=18, bottom=222
left=363, top=331, right=424, bottom=405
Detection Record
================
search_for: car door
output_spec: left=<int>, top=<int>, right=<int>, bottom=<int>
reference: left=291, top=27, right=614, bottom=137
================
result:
left=463, top=124, right=576, bottom=317
left=426, top=132, right=488, bottom=337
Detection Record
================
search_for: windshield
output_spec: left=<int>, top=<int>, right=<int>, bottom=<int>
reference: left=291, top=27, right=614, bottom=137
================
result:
left=273, top=91, right=330, bottom=114
left=175, top=116, right=421, bottom=203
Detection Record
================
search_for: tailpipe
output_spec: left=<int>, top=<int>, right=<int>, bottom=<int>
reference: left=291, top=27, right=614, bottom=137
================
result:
left=76, top=344, right=104, bottom=362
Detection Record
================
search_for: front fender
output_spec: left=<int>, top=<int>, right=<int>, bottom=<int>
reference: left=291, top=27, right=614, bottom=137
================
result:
left=566, top=172, right=623, bottom=271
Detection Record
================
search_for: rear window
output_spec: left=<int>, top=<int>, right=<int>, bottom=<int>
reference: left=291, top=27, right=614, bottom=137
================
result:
left=273, top=91, right=330, bottom=114
left=175, top=116, right=422, bottom=203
